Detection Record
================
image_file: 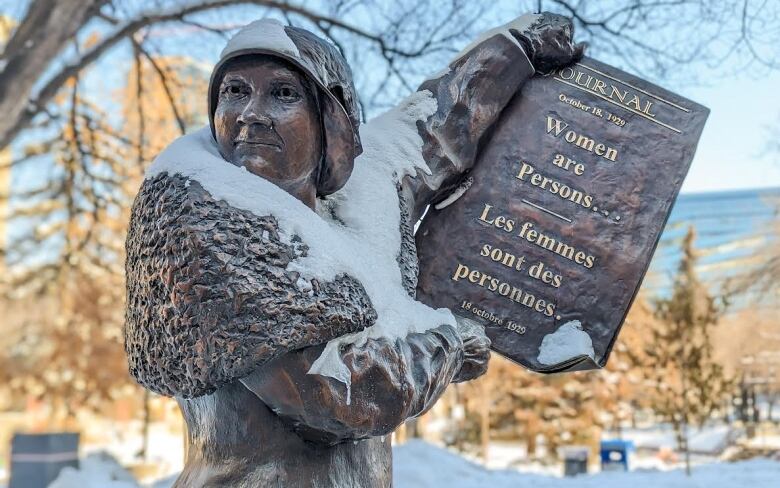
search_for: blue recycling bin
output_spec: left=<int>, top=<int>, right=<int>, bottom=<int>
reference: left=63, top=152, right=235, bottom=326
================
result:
left=600, top=439, right=633, bottom=472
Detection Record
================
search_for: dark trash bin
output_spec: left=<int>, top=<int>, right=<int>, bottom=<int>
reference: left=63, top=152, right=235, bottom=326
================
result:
left=560, top=445, right=589, bottom=476
left=600, top=439, right=634, bottom=472
left=9, top=432, right=79, bottom=488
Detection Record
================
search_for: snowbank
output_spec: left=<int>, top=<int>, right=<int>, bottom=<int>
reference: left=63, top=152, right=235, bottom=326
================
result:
left=393, top=440, right=780, bottom=488
left=616, top=425, right=735, bottom=454
left=48, top=452, right=137, bottom=488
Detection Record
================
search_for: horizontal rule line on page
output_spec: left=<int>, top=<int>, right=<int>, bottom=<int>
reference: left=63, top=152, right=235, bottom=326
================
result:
left=574, top=62, right=692, bottom=113
left=553, top=77, right=683, bottom=134
left=521, top=198, right=573, bottom=224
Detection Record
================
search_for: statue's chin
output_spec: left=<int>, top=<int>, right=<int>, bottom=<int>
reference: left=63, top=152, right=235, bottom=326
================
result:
left=235, top=156, right=279, bottom=180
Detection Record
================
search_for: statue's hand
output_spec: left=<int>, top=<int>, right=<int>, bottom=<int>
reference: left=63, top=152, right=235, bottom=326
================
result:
left=452, top=315, right=491, bottom=382
left=510, top=12, right=586, bottom=74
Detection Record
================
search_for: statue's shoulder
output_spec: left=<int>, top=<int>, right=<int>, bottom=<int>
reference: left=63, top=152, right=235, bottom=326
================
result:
left=128, top=172, right=288, bottom=270
left=131, top=172, right=208, bottom=225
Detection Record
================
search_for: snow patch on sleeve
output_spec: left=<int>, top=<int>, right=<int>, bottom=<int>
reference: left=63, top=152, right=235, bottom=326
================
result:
left=451, top=13, right=540, bottom=65
left=537, top=320, right=595, bottom=366
left=220, top=18, right=300, bottom=59
left=358, top=90, right=437, bottom=179
left=434, top=176, right=473, bottom=210
left=146, top=87, right=448, bottom=392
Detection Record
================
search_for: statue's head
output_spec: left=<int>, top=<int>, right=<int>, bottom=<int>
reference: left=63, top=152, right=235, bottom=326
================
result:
left=208, top=19, right=362, bottom=208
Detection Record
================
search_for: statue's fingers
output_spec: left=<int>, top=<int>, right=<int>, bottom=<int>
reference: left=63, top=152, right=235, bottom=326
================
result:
left=573, top=41, right=588, bottom=61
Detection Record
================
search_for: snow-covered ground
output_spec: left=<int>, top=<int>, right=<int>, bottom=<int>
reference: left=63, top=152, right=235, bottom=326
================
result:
left=611, top=425, right=735, bottom=454
left=394, top=440, right=780, bottom=488
left=746, top=434, right=780, bottom=450
left=38, top=439, right=780, bottom=488
left=47, top=452, right=138, bottom=488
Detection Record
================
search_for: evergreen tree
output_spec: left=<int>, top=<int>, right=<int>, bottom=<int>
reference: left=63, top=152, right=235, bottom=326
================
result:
left=644, top=226, right=732, bottom=473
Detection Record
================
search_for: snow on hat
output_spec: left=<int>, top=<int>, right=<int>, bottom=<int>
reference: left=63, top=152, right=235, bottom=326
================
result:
left=208, top=19, right=362, bottom=196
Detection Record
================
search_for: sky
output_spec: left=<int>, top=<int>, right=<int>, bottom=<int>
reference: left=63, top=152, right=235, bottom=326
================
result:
left=180, top=30, right=780, bottom=196
left=78, top=4, right=780, bottom=197
left=4, top=2, right=780, bottom=198
left=675, top=70, right=780, bottom=194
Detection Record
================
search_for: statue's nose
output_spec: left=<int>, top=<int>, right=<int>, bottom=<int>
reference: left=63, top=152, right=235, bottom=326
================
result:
left=237, top=99, right=273, bottom=128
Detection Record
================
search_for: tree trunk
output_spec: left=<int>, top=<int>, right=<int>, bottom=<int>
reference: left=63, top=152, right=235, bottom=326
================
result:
left=480, top=379, right=490, bottom=463
left=140, top=389, right=150, bottom=461
left=527, top=430, right=537, bottom=457
left=751, top=388, right=760, bottom=423
left=680, top=367, right=691, bottom=476
left=0, top=0, right=106, bottom=149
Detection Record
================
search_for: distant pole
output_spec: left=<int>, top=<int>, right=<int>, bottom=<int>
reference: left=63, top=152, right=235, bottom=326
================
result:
left=481, top=378, right=490, bottom=464
left=681, top=366, right=691, bottom=476
left=141, top=389, right=150, bottom=461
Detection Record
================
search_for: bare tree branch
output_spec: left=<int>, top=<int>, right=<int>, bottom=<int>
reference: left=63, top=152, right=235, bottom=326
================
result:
left=739, top=0, right=779, bottom=69
left=0, top=0, right=466, bottom=149
left=0, top=0, right=108, bottom=149
left=134, top=40, right=187, bottom=135
left=132, top=38, right=146, bottom=169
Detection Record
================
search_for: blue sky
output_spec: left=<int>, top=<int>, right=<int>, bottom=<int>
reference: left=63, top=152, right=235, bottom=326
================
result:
left=677, top=70, right=780, bottom=194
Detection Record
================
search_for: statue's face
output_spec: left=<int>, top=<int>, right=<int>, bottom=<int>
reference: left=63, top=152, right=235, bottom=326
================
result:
left=214, top=57, right=322, bottom=206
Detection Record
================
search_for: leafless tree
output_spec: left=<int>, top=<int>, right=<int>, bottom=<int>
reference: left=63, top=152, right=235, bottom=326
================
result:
left=1, top=0, right=780, bottom=151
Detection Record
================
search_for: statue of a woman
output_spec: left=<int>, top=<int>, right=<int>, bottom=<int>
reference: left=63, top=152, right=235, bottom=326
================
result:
left=125, top=12, right=582, bottom=487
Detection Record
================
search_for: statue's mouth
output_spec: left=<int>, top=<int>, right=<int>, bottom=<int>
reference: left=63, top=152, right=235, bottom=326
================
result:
left=236, top=140, right=282, bottom=151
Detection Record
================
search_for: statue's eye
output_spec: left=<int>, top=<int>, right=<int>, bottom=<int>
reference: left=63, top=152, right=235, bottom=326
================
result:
left=222, top=81, right=248, bottom=98
left=275, top=85, right=300, bottom=102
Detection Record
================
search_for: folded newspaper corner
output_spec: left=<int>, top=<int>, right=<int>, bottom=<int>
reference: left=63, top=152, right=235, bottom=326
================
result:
left=415, top=56, right=710, bottom=373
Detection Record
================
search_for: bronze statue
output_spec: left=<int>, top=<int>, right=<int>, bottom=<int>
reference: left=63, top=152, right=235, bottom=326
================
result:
left=125, top=12, right=582, bottom=487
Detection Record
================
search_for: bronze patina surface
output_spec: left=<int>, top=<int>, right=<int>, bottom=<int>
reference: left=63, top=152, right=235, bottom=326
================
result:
left=416, top=57, right=709, bottom=373
left=125, top=13, right=587, bottom=487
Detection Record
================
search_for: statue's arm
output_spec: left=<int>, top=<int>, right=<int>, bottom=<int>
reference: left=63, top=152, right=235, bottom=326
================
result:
left=406, top=13, right=584, bottom=220
left=405, top=20, right=537, bottom=221
left=240, top=323, right=465, bottom=445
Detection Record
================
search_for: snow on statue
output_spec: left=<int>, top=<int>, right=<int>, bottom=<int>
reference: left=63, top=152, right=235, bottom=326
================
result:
left=124, top=13, right=584, bottom=487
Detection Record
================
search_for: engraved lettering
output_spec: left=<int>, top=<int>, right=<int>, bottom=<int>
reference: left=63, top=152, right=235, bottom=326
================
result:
left=517, top=222, right=596, bottom=269
left=545, top=116, right=618, bottom=162
left=515, top=162, right=594, bottom=209
left=448, top=262, right=556, bottom=317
